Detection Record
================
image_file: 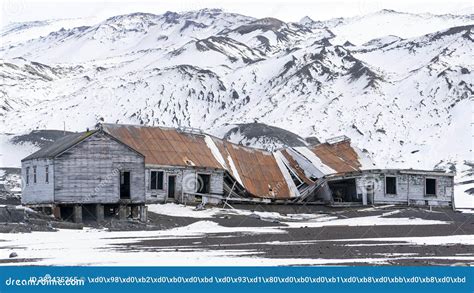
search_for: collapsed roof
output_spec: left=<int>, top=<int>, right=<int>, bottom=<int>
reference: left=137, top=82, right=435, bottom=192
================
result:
left=102, top=124, right=295, bottom=199
left=22, top=123, right=374, bottom=200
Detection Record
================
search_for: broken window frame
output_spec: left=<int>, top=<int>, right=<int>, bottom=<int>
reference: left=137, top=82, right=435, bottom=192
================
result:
left=425, top=177, right=437, bottom=196
left=33, top=166, right=37, bottom=184
left=385, top=175, right=397, bottom=195
left=26, top=167, right=30, bottom=185
left=197, top=173, right=211, bottom=194
left=150, top=170, right=164, bottom=190
left=45, top=166, right=49, bottom=183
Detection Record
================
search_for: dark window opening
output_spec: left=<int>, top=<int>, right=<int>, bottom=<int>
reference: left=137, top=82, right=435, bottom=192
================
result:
left=425, top=178, right=436, bottom=196
left=197, top=174, right=211, bottom=194
left=385, top=176, right=397, bottom=194
left=45, top=166, right=49, bottom=183
left=328, top=179, right=360, bottom=202
left=33, top=166, right=37, bottom=184
left=150, top=171, right=164, bottom=190
left=26, top=167, right=30, bottom=185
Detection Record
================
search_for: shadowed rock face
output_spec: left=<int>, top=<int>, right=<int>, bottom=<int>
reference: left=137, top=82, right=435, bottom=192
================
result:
left=10, top=130, right=74, bottom=148
left=223, top=122, right=310, bottom=150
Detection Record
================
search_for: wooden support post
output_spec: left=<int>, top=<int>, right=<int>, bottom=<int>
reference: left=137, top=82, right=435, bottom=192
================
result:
left=53, top=206, right=61, bottom=219
left=118, top=205, right=128, bottom=220
left=223, top=181, right=237, bottom=210
left=73, top=205, right=82, bottom=223
left=131, top=206, right=139, bottom=219
left=139, top=206, right=147, bottom=223
left=96, top=204, right=104, bottom=222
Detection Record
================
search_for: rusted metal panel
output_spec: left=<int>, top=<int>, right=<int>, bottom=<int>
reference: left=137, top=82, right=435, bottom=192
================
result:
left=103, top=124, right=294, bottom=199
left=104, top=124, right=223, bottom=169
left=309, top=140, right=361, bottom=173
left=215, top=140, right=290, bottom=199
left=280, top=149, right=314, bottom=184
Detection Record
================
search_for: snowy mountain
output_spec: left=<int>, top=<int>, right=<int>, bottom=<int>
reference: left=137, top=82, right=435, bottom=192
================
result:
left=0, top=8, right=473, bottom=206
left=303, top=9, right=474, bottom=45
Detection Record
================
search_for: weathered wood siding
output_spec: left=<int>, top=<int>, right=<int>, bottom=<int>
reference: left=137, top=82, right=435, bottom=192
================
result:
left=145, top=165, right=224, bottom=203
left=406, top=174, right=453, bottom=206
left=145, top=166, right=183, bottom=203
left=182, top=168, right=224, bottom=203
left=21, top=158, right=54, bottom=204
left=54, top=132, right=145, bottom=204
left=368, top=172, right=454, bottom=206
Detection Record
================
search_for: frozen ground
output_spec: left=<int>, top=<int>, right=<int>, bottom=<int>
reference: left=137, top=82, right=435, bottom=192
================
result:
left=0, top=204, right=473, bottom=266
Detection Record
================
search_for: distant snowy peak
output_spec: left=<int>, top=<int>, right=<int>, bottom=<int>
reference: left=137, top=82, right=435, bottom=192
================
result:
left=0, top=17, right=99, bottom=48
left=0, top=9, right=257, bottom=64
left=324, top=9, right=474, bottom=45
left=299, top=16, right=315, bottom=25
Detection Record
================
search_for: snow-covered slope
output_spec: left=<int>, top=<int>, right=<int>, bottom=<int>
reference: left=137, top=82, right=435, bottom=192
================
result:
left=304, top=9, right=474, bottom=45
left=0, top=8, right=473, bottom=206
left=0, top=17, right=100, bottom=48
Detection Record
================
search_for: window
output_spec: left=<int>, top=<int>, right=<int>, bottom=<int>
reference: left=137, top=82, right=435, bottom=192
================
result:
left=45, top=166, right=49, bottom=183
left=197, top=173, right=211, bottom=194
left=425, top=178, right=436, bottom=196
left=26, top=167, right=30, bottom=185
left=150, top=171, right=164, bottom=190
left=33, top=166, right=37, bottom=184
left=385, top=176, right=397, bottom=194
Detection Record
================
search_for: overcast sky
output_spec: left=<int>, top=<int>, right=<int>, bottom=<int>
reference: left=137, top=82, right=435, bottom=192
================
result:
left=1, top=0, right=473, bottom=26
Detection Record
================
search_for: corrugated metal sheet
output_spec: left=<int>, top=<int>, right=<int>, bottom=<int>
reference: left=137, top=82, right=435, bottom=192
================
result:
left=309, top=140, right=362, bottom=173
left=280, top=149, right=314, bottom=184
left=103, top=124, right=223, bottom=169
left=213, top=139, right=291, bottom=199
left=103, top=124, right=294, bottom=199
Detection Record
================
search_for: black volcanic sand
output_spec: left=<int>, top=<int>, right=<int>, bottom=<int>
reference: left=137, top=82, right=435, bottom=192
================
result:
left=129, top=205, right=474, bottom=266
left=1, top=204, right=472, bottom=265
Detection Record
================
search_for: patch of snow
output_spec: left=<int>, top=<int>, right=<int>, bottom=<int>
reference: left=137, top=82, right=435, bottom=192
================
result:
left=283, top=213, right=449, bottom=228
left=204, top=135, right=227, bottom=169
left=226, top=154, right=243, bottom=186
left=0, top=222, right=286, bottom=266
left=147, top=203, right=217, bottom=218
left=147, top=203, right=323, bottom=222
left=338, top=234, right=474, bottom=246
left=457, top=209, right=474, bottom=214
left=0, top=134, right=38, bottom=168
left=273, top=151, right=299, bottom=198
left=454, top=182, right=474, bottom=209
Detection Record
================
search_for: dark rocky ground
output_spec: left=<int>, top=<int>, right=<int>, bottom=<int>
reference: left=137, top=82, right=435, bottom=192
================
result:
left=0, top=205, right=83, bottom=233
left=1, top=204, right=472, bottom=266
left=131, top=205, right=474, bottom=266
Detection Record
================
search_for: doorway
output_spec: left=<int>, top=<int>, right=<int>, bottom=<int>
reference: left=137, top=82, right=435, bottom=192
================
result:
left=120, top=171, right=131, bottom=199
left=168, top=175, right=176, bottom=199
left=328, top=178, right=361, bottom=202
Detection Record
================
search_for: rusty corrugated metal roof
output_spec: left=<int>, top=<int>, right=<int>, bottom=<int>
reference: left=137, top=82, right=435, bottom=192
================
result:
left=213, top=139, right=291, bottom=199
left=103, top=124, right=294, bottom=199
left=309, top=140, right=361, bottom=173
left=103, top=124, right=223, bottom=169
